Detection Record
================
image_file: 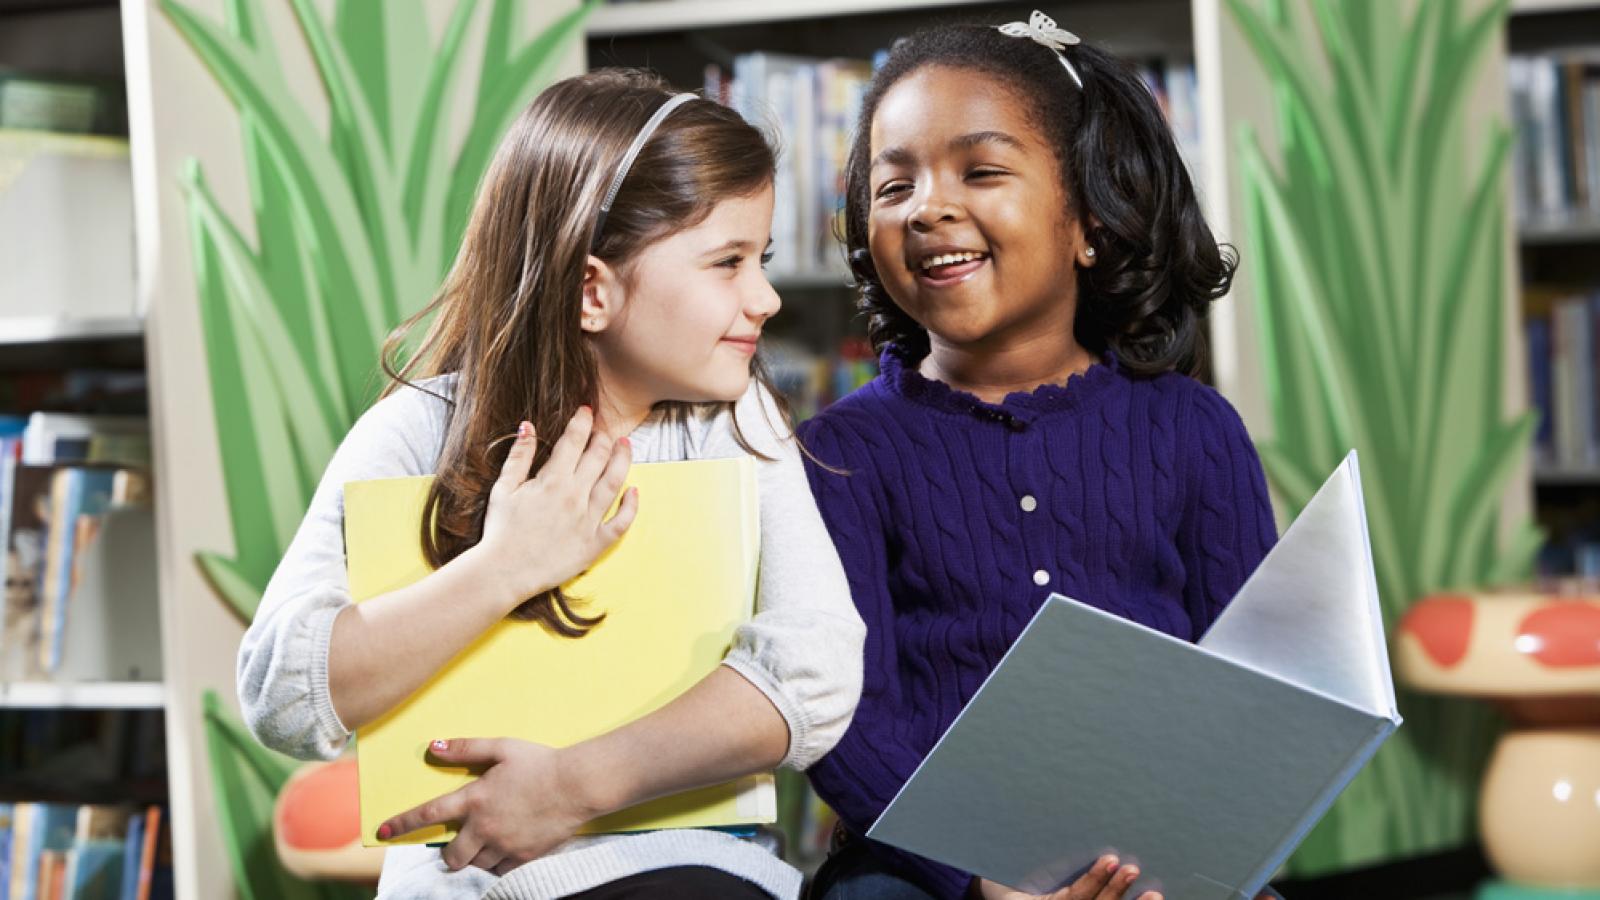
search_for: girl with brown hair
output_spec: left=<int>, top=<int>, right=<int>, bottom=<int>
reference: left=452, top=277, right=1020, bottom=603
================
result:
left=237, top=70, right=865, bottom=900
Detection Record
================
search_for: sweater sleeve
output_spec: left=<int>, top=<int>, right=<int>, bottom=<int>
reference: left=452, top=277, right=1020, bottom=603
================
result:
left=706, top=383, right=867, bottom=771
left=797, top=412, right=974, bottom=900
left=1178, top=386, right=1279, bottom=634
left=236, top=381, right=450, bottom=761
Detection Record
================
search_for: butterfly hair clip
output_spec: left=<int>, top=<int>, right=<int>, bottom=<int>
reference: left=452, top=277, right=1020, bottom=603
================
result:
left=998, top=10, right=1085, bottom=89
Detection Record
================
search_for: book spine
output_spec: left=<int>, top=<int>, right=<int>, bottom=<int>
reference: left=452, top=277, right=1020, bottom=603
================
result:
left=1509, top=58, right=1534, bottom=221
left=1585, top=76, right=1600, bottom=216
left=1532, top=60, right=1566, bottom=216
left=38, top=471, right=83, bottom=673
left=1527, top=316, right=1555, bottom=464
left=1576, top=298, right=1596, bottom=467
left=1566, top=61, right=1588, bottom=210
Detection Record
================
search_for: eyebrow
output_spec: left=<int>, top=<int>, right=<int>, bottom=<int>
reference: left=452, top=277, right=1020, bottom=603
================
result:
left=699, top=237, right=774, bottom=258
left=871, top=130, right=1026, bottom=169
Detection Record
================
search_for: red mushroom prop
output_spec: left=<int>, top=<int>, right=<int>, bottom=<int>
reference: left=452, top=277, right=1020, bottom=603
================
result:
left=1398, top=593, right=1600, bottom=896
left=273, top=756, right=386, bottom=882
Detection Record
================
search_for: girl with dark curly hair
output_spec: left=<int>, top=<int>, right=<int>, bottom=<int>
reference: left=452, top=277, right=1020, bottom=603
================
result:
left=798, top=17, right=1282, bottom=900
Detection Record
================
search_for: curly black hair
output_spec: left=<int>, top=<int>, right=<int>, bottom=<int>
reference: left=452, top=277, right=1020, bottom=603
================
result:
left=842, top=24, right=1237, bottom=377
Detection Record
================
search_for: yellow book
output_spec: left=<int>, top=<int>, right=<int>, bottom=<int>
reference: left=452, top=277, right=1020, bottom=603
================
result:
left=345, top=457, right=774, bottom=847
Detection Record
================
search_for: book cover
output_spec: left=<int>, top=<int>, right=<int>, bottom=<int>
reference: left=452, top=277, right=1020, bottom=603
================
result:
left=347, top=457, right=775, bottom=846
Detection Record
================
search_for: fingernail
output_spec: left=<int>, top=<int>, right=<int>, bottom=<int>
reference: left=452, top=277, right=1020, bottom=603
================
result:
left=517, top=422, right=530, bottom=440
left=376, top=824, right=392, bottom=840
left=1124, top=867, right=1140, bottom=881
left=580, top=405, right=592, bottom=414
left=619, top=436, right=630, bottom=448
left=431, top=739, right=449, bottom=752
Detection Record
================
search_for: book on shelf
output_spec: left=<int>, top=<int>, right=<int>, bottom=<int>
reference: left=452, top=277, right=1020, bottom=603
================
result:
left=0, top=413, right=158, bottom=681
left=1525, top=285, right=1600, bottom=471
left=20, top=414, right=149, bottom=469
left=713, top=52, right=871, bottom=277
left=761, top=336, right=880, bottom=421
left=1509, top=51, right=1600, bottom=224
left=0, top=804, right=167, bottom=900
left=1134, top=58, right=1204, bottom=188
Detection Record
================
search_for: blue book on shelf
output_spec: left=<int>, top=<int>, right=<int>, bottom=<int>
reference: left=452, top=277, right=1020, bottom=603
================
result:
left=1, top=802, right=13, bottom=900
left=66, top=841, right=124, bottom=900
left=117, top=815, right=142, bottom=900
left=1527, top=316, right=1554, bottom=461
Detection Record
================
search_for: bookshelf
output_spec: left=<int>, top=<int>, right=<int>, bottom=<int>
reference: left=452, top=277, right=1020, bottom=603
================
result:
left=0, top=681, right=165, bottom=710
left=1506, top=0, right=1600, bottom=580
left=0, top=318, right=145, bottom=345
left=1520, top=217, right=1600, bottom=245
left=1, top=1, right=174, bottom=897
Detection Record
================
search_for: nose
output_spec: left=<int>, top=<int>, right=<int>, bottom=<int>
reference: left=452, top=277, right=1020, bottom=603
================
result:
left=908, top=180, right=962, bottom=233
left=748, top=275, right=781, bottom=322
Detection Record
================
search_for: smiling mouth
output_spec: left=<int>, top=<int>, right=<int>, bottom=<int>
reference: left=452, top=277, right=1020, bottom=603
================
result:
left=916, top=251, right=989, bottom=284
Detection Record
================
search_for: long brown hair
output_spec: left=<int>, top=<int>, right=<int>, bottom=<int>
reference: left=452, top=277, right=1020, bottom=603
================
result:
left=380, top=70, right=777, bottom=635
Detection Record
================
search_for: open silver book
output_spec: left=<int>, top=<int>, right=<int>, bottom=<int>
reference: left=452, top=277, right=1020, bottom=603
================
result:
left=868, top=452, right=1402, bottom=900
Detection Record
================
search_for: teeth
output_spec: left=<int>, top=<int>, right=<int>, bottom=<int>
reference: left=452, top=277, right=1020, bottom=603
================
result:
left=920, top=251, right=985, bottom=271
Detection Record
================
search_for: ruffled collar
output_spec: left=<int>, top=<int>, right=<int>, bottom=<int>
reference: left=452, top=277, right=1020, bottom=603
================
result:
left=879, top=342, right=1121, bottom=427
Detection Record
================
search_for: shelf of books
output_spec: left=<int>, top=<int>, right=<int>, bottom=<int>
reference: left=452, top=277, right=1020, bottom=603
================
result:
left=2, top=3, right=175, bottom=898
left=1508, top=1, right=1600, bottom=585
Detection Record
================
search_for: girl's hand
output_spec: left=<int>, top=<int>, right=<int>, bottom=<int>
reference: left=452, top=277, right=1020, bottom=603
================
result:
left=469, top=407, right=638, bottom=612
left=974, top=859, right=1280, bottom=900
left=975, top=856, right=1158, bottom=900
left=376, top=738, right=597, bottom=875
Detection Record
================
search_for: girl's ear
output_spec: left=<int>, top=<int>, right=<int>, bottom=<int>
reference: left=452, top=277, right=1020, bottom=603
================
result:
left=1075, top=215, right=1101, bottom=268
left=581, top=255, right=622, bottom=333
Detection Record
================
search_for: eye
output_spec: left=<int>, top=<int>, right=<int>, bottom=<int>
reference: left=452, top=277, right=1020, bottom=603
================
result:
left=715, top=255, right=744, bottom=269
left=969, top=168, right=1006, bottom=180
left=760, top=250, right=775, bottom=268
left=874, top=181, right=911, bottom=201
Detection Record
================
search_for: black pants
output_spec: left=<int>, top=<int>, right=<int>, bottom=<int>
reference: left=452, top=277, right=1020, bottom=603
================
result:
left=565, top=866, right=773, bottom=899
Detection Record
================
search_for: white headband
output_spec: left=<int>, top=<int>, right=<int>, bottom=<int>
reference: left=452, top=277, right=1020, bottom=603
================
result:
left=592, top=92, right=699, bottom=249
left=998, top=10, right=1084, bottom=89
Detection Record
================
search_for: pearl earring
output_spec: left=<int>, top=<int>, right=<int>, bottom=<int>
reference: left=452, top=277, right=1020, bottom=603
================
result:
left=1085, top=246, right=1096, bottom=258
